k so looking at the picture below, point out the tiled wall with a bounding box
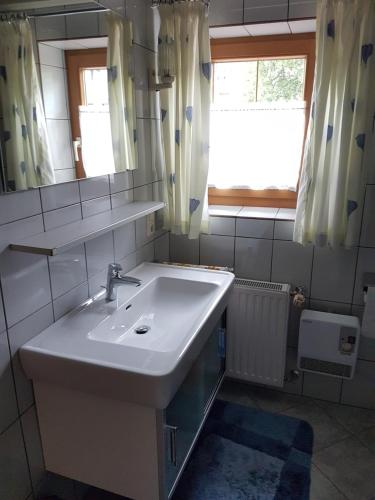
[0,1,167,499]
[209,0,316,26]
[170,199,375,411]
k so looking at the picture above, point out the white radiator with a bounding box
[226,278,290,388]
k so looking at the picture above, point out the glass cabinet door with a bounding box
[164,315,226,495]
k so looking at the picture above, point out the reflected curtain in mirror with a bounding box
[156,1,211,239]
[0,17,55,191]
[294,0,375,248]
[106,12,137,172]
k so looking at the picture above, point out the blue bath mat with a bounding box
[173,399,313,500]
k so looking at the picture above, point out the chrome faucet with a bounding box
[105,263,142,301]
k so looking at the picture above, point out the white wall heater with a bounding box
[226,278,290,388]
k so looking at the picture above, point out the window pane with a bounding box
[81,68,109,106]
[213,61,257,105]
[209,57,306,191]
[257,58,305,102]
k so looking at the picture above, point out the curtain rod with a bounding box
[0,7,109,20]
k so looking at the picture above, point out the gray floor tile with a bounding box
[217,378,259,408]
[313,437,375,500]
[315,401,375,435]
[357,426,375,454]
[281,400,350,452]
[310,464,348,500]
[244,384,307,413]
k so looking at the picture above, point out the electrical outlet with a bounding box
[146,213,155,238]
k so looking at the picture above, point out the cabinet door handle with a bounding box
[165,425,178,466]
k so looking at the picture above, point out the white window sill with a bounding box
[208,205,296,221]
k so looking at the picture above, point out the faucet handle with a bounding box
[108,263,122,276]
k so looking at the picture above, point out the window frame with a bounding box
[65,48,107,180]
[209,33,315,208]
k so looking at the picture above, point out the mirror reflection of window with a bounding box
[79,67,115,177]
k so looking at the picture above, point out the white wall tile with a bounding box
[274,220,294,240]
[134,44,153,119]
[342,360,375,410]
[40,66,69,119]
[36,16,66,40]
[276,208,296,220]
[0,421,32,500]
[49,244,87,299]
[272,240,313,294]
[8,304,54,414]
[136,216,154,248]
[40,181,80,212]
[288,19,316,33]
[234,237,272,280]
[88,268,107,297]
[114,222,136,261]
[207,216,236,236]
[118,252,137,274]
[134,184,153,201]
[209,0,244,26]
[43,204,82,231]
[170,234,199,264]
[21,406,45,491]
[309,299,352,315]
[54,169,76,184]
[46,120,74,171]
[79,175,110,202]
[282,347,303,395]
[0,331,18,434]
[0,189,41,225]
[244,0,288,23]
[289,0,316,19]
[126,0,153,50]
[133,119,153,187]
[209,205,243,217]
[311,247,357,303]
[81,196,111,218]
[0,216,51,327]
[360,185,375,247]
[0,298,5,333]
[66,13,99,38]
[200,234,234,267]
[238,207,279,219]
[109,172,133,194]
[210,25,249,38]
[236,218,274,239]
[111,189,134,208]
[245,22,290,36]
[53,282,89,321]
[38,43,64,68]
[136,241,154,265]
[353,248,375,305]
[85,233,114,278]
[303,372,342,403]
[154,232,170,262]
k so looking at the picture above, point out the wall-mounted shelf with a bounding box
[9,201,165,257]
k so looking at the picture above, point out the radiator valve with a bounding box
[291,286,306,308]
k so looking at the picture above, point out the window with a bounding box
[65,48,115,179]
[208,34,315,208]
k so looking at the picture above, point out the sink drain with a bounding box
[134,325,150,335]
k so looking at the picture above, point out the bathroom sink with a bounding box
[20,263,234,408]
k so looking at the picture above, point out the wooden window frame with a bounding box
[65,48,107,179]
[208,33,315,208]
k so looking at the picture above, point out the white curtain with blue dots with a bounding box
[294,0,375,248]
[156,1,211,239]
[106,13,137,172]
[0,17,55,191]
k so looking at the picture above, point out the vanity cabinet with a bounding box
[164,317,226,496]
[33,312,226,500]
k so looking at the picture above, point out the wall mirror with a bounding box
[0,0,137,193]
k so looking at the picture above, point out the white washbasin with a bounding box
[20,263,234,408]
[88,276,218,352]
